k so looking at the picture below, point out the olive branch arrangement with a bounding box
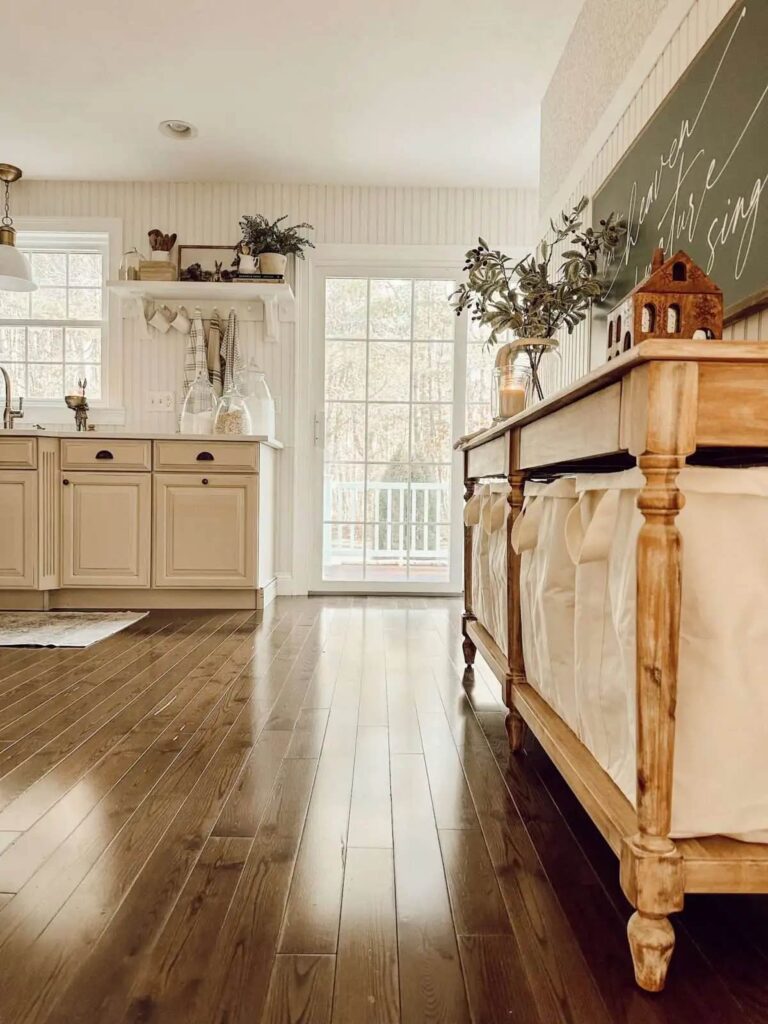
[451,196,626,398]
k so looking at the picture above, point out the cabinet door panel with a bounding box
[61,472,151,587]
[0,472,37,588]
[154,473,256,588]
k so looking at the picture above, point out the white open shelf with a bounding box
[107,279,293,302]
[107,279,295,342]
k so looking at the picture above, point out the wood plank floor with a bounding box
[0,597,765,1023]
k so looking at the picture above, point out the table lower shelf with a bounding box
[466,617,768,895]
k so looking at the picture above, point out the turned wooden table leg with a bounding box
[505,468,526,753]
[462,476,477,668]
[621,361,697,992]
[627,911,676,992]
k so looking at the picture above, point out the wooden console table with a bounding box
[460,339,768,992]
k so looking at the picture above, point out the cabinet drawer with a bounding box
[60,439,152,472]
[153,440,259,473]
[0,437,36,469]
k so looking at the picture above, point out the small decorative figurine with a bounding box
[606,248,724,361]
[64,377,89,431]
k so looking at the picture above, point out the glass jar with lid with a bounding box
[179,370,217,434]
[119,248,143,281]
[242,359,275,437]
[214,383,252,435]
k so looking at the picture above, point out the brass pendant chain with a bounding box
[2,181,12,228]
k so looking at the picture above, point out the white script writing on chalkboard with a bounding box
[608,5,767,294]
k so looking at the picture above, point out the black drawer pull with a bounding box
[196,451,214,462]
[95,449,114,460]
[202,478,209,485]
[63,478,70,486]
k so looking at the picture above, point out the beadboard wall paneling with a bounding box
[539,0,763,389]
[13,181,536,587]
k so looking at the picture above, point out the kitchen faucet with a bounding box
[0,364,24,429]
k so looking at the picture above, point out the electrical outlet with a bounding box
[147,391,175,412]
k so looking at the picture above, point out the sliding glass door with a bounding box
[313,266,467,592]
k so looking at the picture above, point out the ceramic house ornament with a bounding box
[605,248,724,361]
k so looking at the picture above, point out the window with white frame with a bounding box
[0,231,109,405]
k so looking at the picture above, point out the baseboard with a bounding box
[276,572,307,596]
[0,588,263,610]
[257,577,278,610]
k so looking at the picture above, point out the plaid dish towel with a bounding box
[184,308,208,393]
[207,308,223,397]
[221,308,243,391]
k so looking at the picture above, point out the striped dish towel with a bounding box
[221,308,244,391]
[184,309,208,393]
[207,308,223,397]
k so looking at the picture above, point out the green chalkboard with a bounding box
[593,1,768,318]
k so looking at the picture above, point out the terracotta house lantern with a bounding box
[605,248,723,361]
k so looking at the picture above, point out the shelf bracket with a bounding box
[264,296,279,343]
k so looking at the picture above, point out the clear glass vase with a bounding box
[514,339,562,402]
[214,383,253,435]
[179,370,217,434]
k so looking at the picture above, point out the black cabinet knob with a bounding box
[202,478,209,485]
[63,479,70,485]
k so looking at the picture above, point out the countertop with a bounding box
[0,429,283,449]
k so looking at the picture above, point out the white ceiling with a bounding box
[5,0,583,188]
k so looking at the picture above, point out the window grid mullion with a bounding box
[406,280,415,579]
[1,242,105,402]
[362,278,371,580]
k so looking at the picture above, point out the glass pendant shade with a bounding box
[0,228,36,292]
[0,165,37,292]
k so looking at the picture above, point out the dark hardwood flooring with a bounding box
[0,597,765,1023]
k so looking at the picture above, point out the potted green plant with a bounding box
[238,214,315,277]
[451,197,626,400]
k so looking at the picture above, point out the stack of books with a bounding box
[234,272,284,282]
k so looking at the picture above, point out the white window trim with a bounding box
[8,216,124,425]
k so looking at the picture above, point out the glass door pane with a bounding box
[322,276,456,584]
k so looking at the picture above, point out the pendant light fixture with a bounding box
[0,164,36,292]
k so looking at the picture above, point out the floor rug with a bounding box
[0,611,148,648]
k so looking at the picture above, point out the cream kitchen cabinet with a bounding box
[0,471,38,588]
[0,432,278,610]
[61,472,151,587]
[0,437,59,592]
[153,472,257,588]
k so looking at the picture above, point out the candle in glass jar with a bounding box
[499,381,526,418]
